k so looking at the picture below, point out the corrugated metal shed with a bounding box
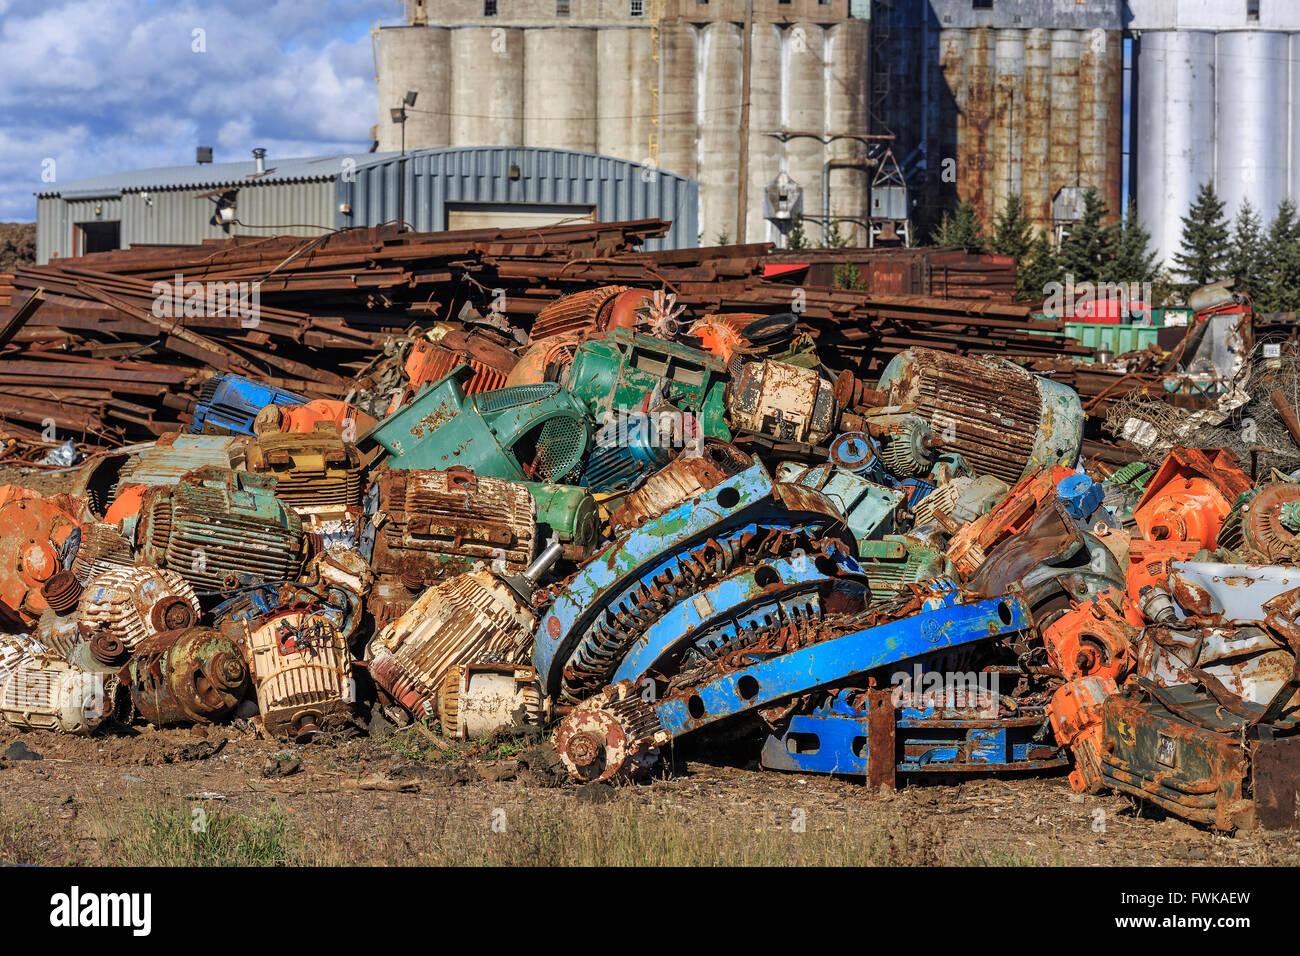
[340,147,696,251]
[36,147,698,262]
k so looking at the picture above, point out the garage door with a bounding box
[445,202,596,232]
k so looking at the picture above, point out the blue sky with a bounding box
[0,0,402,221]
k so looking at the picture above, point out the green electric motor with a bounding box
[366,365,593,483]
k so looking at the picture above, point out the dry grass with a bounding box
[0,790,1046,867]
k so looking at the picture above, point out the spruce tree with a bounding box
[1172,181,1230,287]
[989,195,1035,263]
[1103,201,1159,286]
[785,212,808,250]
[1017,232,1062,303]
[931,199,986,253]
[1259,198,1300,312]
[1057,188,1117,284]
[1227,197,1265,302]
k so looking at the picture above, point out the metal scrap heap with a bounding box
[0,221,1294,833]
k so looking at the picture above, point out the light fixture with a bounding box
[390,107,406,124]
[403,90,418,107]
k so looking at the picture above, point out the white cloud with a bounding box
[0,0,390,220]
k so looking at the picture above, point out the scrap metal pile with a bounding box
[0,219,1083,450]
[0,224,1295,834]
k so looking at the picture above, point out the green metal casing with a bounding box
[563,328,731,439]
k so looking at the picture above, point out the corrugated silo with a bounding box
[1047,30,1081,218]
[657,20,698,185]
[596,27,652,164]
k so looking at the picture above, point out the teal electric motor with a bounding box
[366,365,593,483]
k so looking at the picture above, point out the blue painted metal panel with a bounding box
[652,592,1031,739]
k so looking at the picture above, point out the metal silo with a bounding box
[450,27,524,147]
[1022,28,1053,228]
[1048,30,1081,214]
[1134,30,1216,268]
[992,28,1025,219]
[1216,30,1289,224]
[524,29,598,153]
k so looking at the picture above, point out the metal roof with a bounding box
[39,152,398,200]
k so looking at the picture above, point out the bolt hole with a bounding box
[737,675,760,700]
[997,601,1013,625]
[687,695,706,719]
[754,566,781,586]
[717,487,741,509]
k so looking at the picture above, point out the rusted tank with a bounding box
[368,544,560,722]
[365,467,536,624]
[0,486,90,630]
[79,566,201,652]
[529,286,641,341]
[877,348,1083,484]
[237,610,355,741]
[119,627,250,725]
[438,663,545,739]
[0,656,125,734]
[244,427,364,515]
[608,440,753,533]
[726,360,837,447]
[136,467,303,596]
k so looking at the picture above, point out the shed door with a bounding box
[445,202,595,232]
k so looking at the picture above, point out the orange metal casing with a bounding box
[1130,447,1252,549]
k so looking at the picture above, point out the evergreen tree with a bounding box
[785,212,808,250]
[1227,197,1265,302]
[931,199,986,253]
[989,195,1035,263]
[1172,181,1230,287]
[1259,198,1300,312]
[1057,188,1117,283]
[822,217,848,249]
[1017,232,1062,303]
[1103,201,1159,285]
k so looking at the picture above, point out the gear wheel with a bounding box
[554,681,669,783]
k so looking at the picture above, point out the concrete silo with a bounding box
[374,0,873,246]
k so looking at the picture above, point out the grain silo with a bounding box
[374,0,873,246]
[1129,0,1300,267]
[871,0,1123,236]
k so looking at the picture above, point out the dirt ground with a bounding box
[0,720,1297,867]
